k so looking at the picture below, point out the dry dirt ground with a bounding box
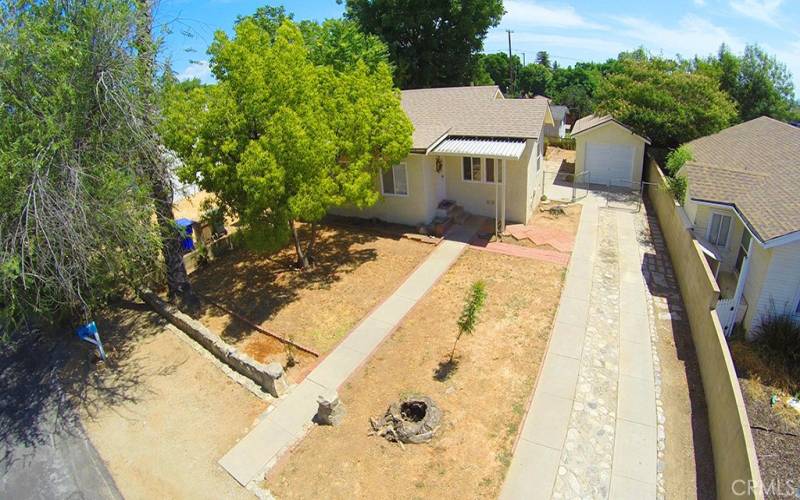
[640,201,716,498]
[80,306,267,500]
[265,249,566,499]
[188,225,433,382]
[730,341,800,498]
[544,146,576,164]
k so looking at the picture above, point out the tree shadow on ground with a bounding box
[188,224,384,342]
[638,197,716,499]
[433,358,459,382]
[0,301,174,467]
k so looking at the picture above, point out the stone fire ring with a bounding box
[373,395,442,444]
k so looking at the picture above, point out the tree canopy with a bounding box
[594,55,737,147]
[161,19,412,268]
[0,0,163,332]
[343,0,504,89]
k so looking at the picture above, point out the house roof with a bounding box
[683,116,800,243]
[400,86,552,151]
[571,114,651,144]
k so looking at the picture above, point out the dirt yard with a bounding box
[79,306,267,500]
[265,249,565,499]
[189,224,433,380]
[545,146,576,164]
[730,340,800,498]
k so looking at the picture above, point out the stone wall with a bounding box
[140,290,287,397]
[646,159,763,499]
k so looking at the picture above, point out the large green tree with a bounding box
[696,44,796,122]
[595,56,737,147]
[343,0,504,88]
[0,0,163,332]
[477,52,521,94]
[162,19,412,268]
[518,63,552,97]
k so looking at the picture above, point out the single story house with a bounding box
[572,114,650,188]
[543,104,570,139]
[680,116,800,337]
[331,86,554,230]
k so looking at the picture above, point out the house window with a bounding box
[381,163,408,196]
[462,157,482,182]
[708,213,732,247]
[734,230,751,274]
[485,158,503,183]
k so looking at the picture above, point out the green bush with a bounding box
[753,309,800,370]
[665,145,692,176]
[666,176,687,204]
[545,136,576,150]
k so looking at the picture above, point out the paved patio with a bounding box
[218,226,474,487]
[501,192,663,499]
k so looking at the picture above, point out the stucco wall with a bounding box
[329,153,437,227]
[442,140,536,224]
[647,159,762,499]
[575,122,646,186]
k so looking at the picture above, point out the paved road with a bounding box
[0,333,122,500]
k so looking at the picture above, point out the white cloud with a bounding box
[177,60,212,82]
[502,0,608,30]
[693,0,706,6]
[613,14,744,59]
[729,0,783,26]
[485,31,626,56]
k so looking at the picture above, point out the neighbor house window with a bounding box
[708,213,732,247]
[462,157,482,182]
[381,163,408,195]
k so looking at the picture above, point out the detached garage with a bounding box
[572,115,650,188]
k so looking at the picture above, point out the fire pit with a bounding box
[370,395,442,444]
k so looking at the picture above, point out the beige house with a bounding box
[331,86,554,230]
[572,115,650,188]
[681,117,800,337]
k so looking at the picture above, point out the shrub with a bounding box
[666,176,687,204]
[450,280,487,362]
[545,136,576,150]
[665,145,692,176]
[753,309,800,369]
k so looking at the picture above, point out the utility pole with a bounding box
[522,52,526,66]
[506,29,514,97]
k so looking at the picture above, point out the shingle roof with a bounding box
[683,116,800,243]
[571,114,651,143]
[400,86,552,151]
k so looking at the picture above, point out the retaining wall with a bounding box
[646,159,762,499]
[140,289,285,397]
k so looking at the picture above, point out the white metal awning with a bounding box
[430,137,527,160]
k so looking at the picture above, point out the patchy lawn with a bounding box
[730,340,800,496]
[265,249,565,499]
[81,306,267,500]
[189,224,433,380]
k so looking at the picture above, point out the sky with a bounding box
[157,0,800,88]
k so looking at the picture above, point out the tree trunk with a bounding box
[290,219,310,269]
[305,221,317,266]
[134,0,197,310]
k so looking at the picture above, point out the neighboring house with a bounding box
[680,116,800,337]
[572,114,650,188]
[543,104,569,139]
[331,86,554,230]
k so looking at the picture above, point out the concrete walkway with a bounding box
[501,193,661,499]
[219,229,472,486]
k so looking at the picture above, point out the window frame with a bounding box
[462,156,505,184]
[380,163,409,197]
[707,212,732,248]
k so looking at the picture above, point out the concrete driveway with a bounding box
[502,191,663,499]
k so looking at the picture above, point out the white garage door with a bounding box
[585,143,635,187]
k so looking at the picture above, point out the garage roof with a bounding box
[571,114,651,144]
[431,137,527,160]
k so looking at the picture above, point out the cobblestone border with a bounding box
[635,213,668,499]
